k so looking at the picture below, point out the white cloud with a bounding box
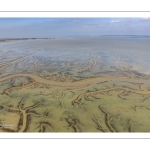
[141,17,149,20]
[110,20,120,23]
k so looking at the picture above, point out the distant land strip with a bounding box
[0,38,56,42]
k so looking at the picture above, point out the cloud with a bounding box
[1,18,150,38]
[110,19,132,24]
[140,17,149,20]
[110,20,120,23]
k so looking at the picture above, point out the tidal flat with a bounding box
[0,36,150,132]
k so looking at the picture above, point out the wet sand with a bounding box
[0,37,150,132]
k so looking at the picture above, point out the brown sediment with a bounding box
[140,83,144,91]
[2,72,150,105]
[114,66,121,72]
[0,54,33,71]
[0,55,6,60]
[98,105,116,132]
[79,58,98,73]
[63,111,81,132]
[92,115,106,132]
[71,86,150,106]
[118,92,126,100]
[84,95,93,102]
[2,81,37,95]
[2,98,50,132]
[132,105,150,111]
[53,91,65,108]
[1,73,150,90]
[128,119,139,132]
[39,122,53,132]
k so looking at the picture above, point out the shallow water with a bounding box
[0,37,150,132]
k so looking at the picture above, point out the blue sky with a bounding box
[0,18,150,38]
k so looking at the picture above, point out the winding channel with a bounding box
[0,73,150,92]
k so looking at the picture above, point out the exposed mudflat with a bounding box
[0,37,150,132]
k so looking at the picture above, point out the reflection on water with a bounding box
[0,37,150,132]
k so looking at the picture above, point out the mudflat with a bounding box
[0,37,150,132]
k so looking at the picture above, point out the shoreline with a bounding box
[0,38,56,43]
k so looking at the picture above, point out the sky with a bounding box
[0,18,150,38]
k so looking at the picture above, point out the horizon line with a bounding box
[1,35,150,39]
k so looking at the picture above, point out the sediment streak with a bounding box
[0,73,150,92]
